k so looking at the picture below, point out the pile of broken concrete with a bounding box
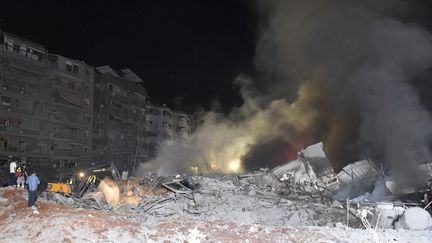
[41,142,432,231]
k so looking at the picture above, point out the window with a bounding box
[1,97,12,106]
[73,64,79,74]
[32,50,44,61]
[13,44,20,53]
[82,81,89,90]
[65,61,73,72]
[83,115,90,122]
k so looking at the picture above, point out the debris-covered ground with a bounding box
[1,143,431,242]
[1,185,431,242]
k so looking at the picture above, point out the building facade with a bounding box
[190,111,224,133]
[0,31,94,175]
[92,66,148,173]
[46,54,94,168]
[0,32,49,168]
[0,31,194,178]
[145,104,191,159]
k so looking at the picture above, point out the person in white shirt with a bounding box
[9,160,17,187]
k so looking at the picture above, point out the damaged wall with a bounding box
[93,66,148,173]
[0,32,95,175]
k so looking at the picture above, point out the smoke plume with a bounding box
[139,0,432,188]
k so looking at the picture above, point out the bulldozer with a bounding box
[46,162,121,198]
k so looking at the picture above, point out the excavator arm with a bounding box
[75,162,120,198]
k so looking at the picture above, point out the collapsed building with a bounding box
[42,141,432,231]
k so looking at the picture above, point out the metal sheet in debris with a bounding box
[162,181,192,194]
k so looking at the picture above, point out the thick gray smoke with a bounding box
[140,0,432,189]
[252,0,432,175]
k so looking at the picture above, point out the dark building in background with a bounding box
[0,31,194,178]
[0,32,94,174]
[145,104,191,159]
[47,54,94,168]
[93,66,148,174]
[190,111,224,133]
[0,32,49,167]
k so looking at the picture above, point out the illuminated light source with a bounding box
[79,172,85,178]
[228,160,241,173]
[190,166,199,174]
[210,162,217,170]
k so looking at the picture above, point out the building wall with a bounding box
[190,111,224,133]
[0,32,50,168]
[0,31,194,177]
[145,104,191,159]
[46,54,94,169]
[92,67,148,173]
[0,32,94,175]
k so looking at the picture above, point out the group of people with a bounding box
[9,160,27,188]
[9,159,40,209]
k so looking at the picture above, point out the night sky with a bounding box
[0,0,257,113]
[2,1,432,114]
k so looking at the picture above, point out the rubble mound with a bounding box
[396,207,432,230]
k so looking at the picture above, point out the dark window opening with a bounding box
[72,64,79,74]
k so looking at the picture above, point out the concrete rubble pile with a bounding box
[41,142,432,230]
[336,150,432,230]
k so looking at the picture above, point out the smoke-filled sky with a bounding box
[142,0,432,189]
[251,0,432,185]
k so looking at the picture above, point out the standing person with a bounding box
[26,171,40,209]
[15,163,25,188]
[22,164,28,189]
[9,160,17,187]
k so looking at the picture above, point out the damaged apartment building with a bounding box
[92,66,148,174]
[145,104,191,158]
[0,31,193,175]
[0,31,94,170]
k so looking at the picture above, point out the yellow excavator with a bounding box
[46,163,120,198]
